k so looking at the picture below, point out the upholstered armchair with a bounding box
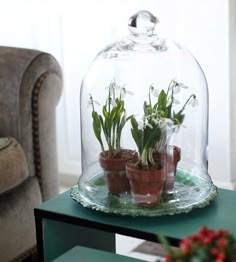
[0,47,62,261]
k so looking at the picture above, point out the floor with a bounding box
[60,186,165,262]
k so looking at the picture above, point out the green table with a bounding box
[34,188,236,262]
[52,246,145,262]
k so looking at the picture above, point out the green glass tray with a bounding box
[70,169,217,217]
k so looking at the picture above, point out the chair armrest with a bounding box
[0,47,62,200]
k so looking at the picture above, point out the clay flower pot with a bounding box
[155,146,181,192]
[99,149,136,195]
[126,163,166,207]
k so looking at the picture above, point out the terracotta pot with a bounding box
[126,163,166,207]
[155,146,181,192]
[99,149,136,195]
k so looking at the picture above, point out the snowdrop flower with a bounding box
[146,123,153,129]
[88,95,100,108]
[188,96,198,107]
[152,118,158,125]
[105,83,115,93]
[120,87,134,99]
[178,82,189,89]
[138,121,144,130]
[110,99,117,107]
[173,98,180,105]
[152,88,159,97]
[191,97,199,107]
[173,85,180,94]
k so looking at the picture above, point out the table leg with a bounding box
[35,212,44,262]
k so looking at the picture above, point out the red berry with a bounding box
[165,255,171,262]
[218,238,227,250]
[200,226,208,235]
[211,247,219,256]
[203,237,211,244]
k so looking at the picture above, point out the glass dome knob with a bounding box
[128,10,159,37]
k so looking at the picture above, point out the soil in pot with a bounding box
[126,162,166,207]
[154,146,181,192]
[99,149,136,195]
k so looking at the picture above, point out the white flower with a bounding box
[110,99,117,107]
[173,98,180,105]
[188,97,198,107]
[138,121,144,130]
[152,118,158,125]
[191,97,198,107]
[178,82,189,89]
[88,95,100,107]
[120,87,134,99]
[173,85,180,94]
[146,123,153,129]
[126,90,134,95]
[152,88,159,97]
[106,83,115,92]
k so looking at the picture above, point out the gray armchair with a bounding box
[0,47,62,261]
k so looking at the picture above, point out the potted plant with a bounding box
[159,227,236,262]
[145,79,198,192]
[89,80,135,195]
[126,111,166,207]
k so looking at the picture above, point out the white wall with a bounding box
[0,0,235,188]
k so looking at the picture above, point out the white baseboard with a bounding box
[213,179,236,190]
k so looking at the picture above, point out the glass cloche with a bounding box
[74,10,216,216]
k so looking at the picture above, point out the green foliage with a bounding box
[130,80,197,166]
[89,81,132,157]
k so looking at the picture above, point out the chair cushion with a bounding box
[0,137,29,194]
[0,176,42,261]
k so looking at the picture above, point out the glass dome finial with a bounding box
[128,10,159,37]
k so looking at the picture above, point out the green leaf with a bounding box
[130,116,142,154]
[173,112,185,125]
[102,105,109,119]
[92,111,103,146]
[158,89,167,110]
[126,114,133,122]
[131,127,142,154]
[131,115,138,129]
[144,124,161,149]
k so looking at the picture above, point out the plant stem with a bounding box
[178,94,195,114]
[149,86,152,107]
[166,79,175,98]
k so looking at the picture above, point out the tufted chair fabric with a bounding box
[0,46,62,261]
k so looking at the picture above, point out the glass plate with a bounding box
[70,169,217,217]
